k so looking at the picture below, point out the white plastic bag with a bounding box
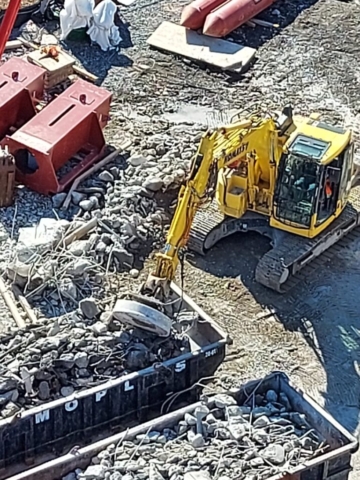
[60,0,95,40]
[87,0,122,51]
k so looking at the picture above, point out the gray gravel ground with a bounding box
[0,0,359,475]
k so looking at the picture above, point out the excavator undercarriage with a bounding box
[188,185,360,293]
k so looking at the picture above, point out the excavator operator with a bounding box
[324,176,333,211]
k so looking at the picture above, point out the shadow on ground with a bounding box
[61,40,133,84]
[229,0,320,50]
[37,15,133,83]
[187,231,360,435]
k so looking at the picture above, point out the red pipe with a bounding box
[203,0,275,37]
[180,0,228,30]
[0,0,22,58]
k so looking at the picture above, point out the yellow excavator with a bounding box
[137,105,360,303]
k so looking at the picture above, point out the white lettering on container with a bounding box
[96,390,107,402]
[205,348,218,358]
[175,360,186,373]
[35,409,50,424]
[124,381,134,391]
[65,400,78,412]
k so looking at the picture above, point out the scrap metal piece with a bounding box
[3,79,112,195]
[113,299,172,337]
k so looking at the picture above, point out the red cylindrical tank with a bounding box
[180,0,228,30]
[203,0,275,37]
[0,0,22,58]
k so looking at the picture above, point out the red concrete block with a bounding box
[0,57,45,140]
[3,79,112,195]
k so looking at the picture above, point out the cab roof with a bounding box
[286,119,351,164]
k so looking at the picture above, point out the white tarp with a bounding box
[60,0,95,40]
[59,0,121,51]
[87,0,122,51]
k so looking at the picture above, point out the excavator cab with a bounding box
[272,125,354,238]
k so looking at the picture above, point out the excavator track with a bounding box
[188,186,360,293]
[255,187,360,292]
[188,201,273,255]
[187,202,226,255]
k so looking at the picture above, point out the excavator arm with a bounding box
[142,129,220,298]
[141,115,268,299]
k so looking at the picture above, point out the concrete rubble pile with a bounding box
[0,306,193,418]
[5,127,200,318]
[0,122,205,416]
[66,390,325,480]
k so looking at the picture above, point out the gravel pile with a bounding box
[56,124,200,262]
[67,389,325,480]
[0,305,192,417]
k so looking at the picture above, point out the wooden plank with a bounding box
[73,65,98,83]
[11,285,38,325]
[62,140,132,210]
[252,18,279,28]
[0,277,26,329]
[18,38,98,83]
[27,48,75,73]
[5,40,23,51]
[147,21,256,73]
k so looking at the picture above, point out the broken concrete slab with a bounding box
[147,21,256,73]
[16,218,70,263]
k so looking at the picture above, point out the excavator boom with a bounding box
[142,113,280,298]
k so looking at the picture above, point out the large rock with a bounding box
[16,218,70,263]
[112,247,134,267]
[144,176,164,192]
[128,154,147,167]
[79,298,100,319]
[79,465,106,479]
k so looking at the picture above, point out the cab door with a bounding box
[338,143,354,208]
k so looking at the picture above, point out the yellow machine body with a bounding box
[143,107,356,297]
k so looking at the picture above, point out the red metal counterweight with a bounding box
[180,0,228,30]
[0,57,45,140]
[203,0,276,37]
[2,79,112,195]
